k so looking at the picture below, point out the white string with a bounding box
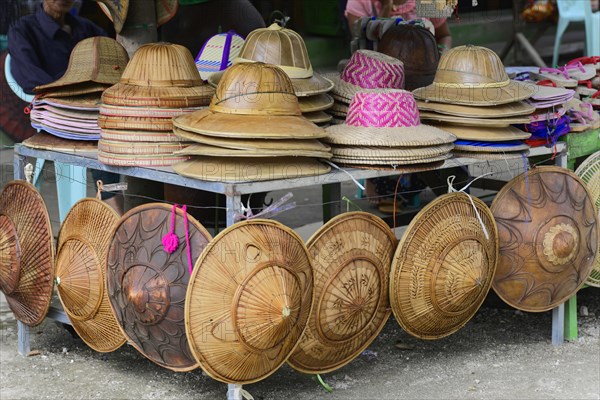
[322,160,366,191]
[24,163,34,184]
[447,174,493,240]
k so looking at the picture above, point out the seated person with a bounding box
[8,0,123,214]
[345,0,452,51]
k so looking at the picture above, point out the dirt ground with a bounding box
[1,288,598,400]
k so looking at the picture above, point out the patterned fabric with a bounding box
[341,50,405,89]
[345,91,420,128]
[195,31,244,80]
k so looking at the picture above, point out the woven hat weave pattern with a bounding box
[346,91,420,128]
[341,50,405,90]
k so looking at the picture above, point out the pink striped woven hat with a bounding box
[330,50,405,104]
[325,90,456,147]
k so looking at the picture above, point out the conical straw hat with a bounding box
[288,212,396,374]
[413,45,535,106]
[390,192,498,339]
[55,199,126,352]
[185,219,314,384]
[34,37,129,93]
[106,203,212,371]
[0,181,54,327]
[575,151,600,287]
[491,167,598,312]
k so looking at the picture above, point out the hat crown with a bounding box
[346,90,420,128]
[237,23,313,77]
[341,50,405,90]
[120,42,203,87]
[209,62,301,115]
[434,45,510,86]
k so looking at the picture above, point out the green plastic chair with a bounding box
[553,0,600,67]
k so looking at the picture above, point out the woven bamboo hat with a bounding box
[185,219,313,384]
[102,43,214,109]
[101,128,180,142]
[491,166,598,312]
[303,111,332,124]
[413,45,535,106]
[174,143,332,159]
[325,91,456,147]
[453,140,529,153]
[331,153,451,166]
[419,111,531,127]
[34,37,129,93]
[173,156,331,182]
[453,150,528,161]
[332,143,453,159]
[98,114,174,132]
[98,139,189,155]
[329,50,405,104]
[37,82,110,98]
[98,150,188,167]
[299,94,334,113]
[575,151,600,287]
[436,124,531,142]
[99,104,203,118]
[23,132,98,153]
[287,212,396,374]
[94,0,129,33]
[416,100,535,118]
[208,23,333,96]
[0,181,54,327]
[55,199,126,352]
[390,192,498,339]
[106,203,211,371]
[35,95,102,111]
[34,104,98,120]
[173,63,326,139]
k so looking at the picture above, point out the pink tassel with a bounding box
[162,204,179,254]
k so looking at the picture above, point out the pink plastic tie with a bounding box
[539,67,569,80]
[162,204,194,275]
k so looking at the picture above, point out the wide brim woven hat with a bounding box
[419,111,531,127]
[287,212,396,374]
[0,181,54,327]
[34,104,98,120]
[331,143,454,159]
[299,94,334,113]
[37,82,110,98]
[23,132,98,153]
[413,45,535,106]
[435,124,531,142]
[31,110,101,133]
[34,95,102,111]
[303,111,332,124]
[185,219,314,384]
[98,139,189,155]
[98,114,174,132]
[99,104,204,118]
[575,151,600,287]
[324,90,456,147]
[453,150,529,160]
[340,160,447,172]
[453,141,530,153]
[174,143,332,159]
[101,128,181,142]
[390,192,498,339]
[416,100,535,118]
[173,156,331,182]
[106,203,212,371]
[55,198,126,352]
[102,83,215,108]
[173,127,331,152]
[98,150,188,166]
[491,166,598,312]
[34,37,129,93]
[31,121,101,140]
[331,152,451,166]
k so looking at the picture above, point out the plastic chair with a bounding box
[4,53,87,222]
[553,0,600,67]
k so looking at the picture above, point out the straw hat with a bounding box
[491,166,598,312]
[185,219,314,384]
[100,104,204,118]
[575,151,600,287]
[453,141,530,153]
[34,105,98,120]
[325,91,456,147]
[102,43,214,109]
[37,82,110,98]
[299,94,334,113]
[174,63,326,139]
[332,143,454,159]
[35,95,102,111]
[23,132,98,153]
[174,143,332,159]
[106,203,212,371]
[35,37,129,93]
[173,156,331,182]
[378,24,440,91]
[436,124,531,142]
[31,121,101,141]
[303,111,332,124]
[413,45,535,106]
[452,150,529,160]
[98,150,188,166]
[0,181,54,327]
[419,111,531,127]
[55,199,126,352]
[101,128,180,142]
[331,153,451,166]
[208,23,333,96]
[94,0,129,33]
[390,192,498,339]
[340,160,447,172]
[98,115,174,132]
[416,100,535,118]
[98,139,189,155]
[287,212,396,374]
[329,50,405,103]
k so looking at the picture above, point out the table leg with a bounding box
[13,153,25,180]
[225,194,241,227]
[227,384,244,400]
[322,183,341,223]
[551,303,565,346]
[17,321,30,356]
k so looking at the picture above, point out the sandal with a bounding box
[576,80,597,97]
[567,56,600,71]
[568,98,600,131]
[581,90,600,108]
[531,67,578,87]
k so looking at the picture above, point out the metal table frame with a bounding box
[12,142,568,399]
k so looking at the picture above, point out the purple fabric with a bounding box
[221,30,235,71]
[515,115,570,146]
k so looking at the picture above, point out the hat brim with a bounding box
[102,83,214,108]
[331,153,451,165]
[329,75,392,104]
[331,143,454,159]
[416,100,535,118]
[453,142,530,153]
[36,82,109,97]
[299,93,334,112]
[413,80,536,106]
[173,109,327,139]
[174,143,332,159]
[453,150,529,160]
[23,132,98,153]
[419,111,530,127]
[98,115,174,132]
[100,128,181,142]
[98,139,189,155]
[98,150,188,166]
[435,124,531,142]
[303,110,332,124]
[34,95,102,110]
[325,124,456,147]
[100,104,204,118]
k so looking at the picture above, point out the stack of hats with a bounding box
[208,23,335,126]
[413,45,536,160]
[323,90,456,169]
[327,50,406,124]
[29,37,129,143]
[99,42,215,166]
[515,83,574,147]
[172,62,332,182]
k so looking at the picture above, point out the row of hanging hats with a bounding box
[208,23,335,126]
[98,42,215,166]
[413,45,537,160]
[26,37,128,147]
[171,62,333,182]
